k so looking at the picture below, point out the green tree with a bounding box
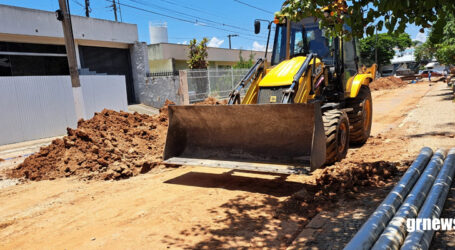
[435,45,455,65]
[434,12,455,65]
[414,41,436,63]
[278,0,455,38]
[187,38,209,69]
[414,11,455,65]
[233,50,255,69]
[359,33,412,67]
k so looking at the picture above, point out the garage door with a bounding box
[79,46,135,104]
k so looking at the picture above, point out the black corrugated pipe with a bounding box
[371,149,446,250]
[401,148,455,250]
[344,147,433,250]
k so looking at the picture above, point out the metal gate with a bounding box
[78,46,135,104]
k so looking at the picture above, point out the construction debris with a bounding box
[8,97,224,181]
[315,161,399,197]
[194,96,228,105]
[290,160,401,204]
[8,108,169,181]
[370,76,407,91]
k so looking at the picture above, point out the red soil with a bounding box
[9,108,169,181]
[370,76,407,91]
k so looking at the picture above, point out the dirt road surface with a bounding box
[1,81,454,249]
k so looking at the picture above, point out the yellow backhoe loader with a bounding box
[163,12,376,174]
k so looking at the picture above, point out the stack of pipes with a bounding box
[345,147,455,250]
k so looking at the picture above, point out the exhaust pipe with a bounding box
[371,149,446,250]
[401,148,455,250]
[344,147,433,250]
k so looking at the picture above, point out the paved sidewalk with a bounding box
[128,104,159,115]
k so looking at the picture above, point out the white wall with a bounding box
[0,4,138,45]
[148,43,271,62]
[80,75,128,119]
[0,75,128,146]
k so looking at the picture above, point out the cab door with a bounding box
[341,26,359,96]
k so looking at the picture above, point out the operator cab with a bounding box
[267,17,360,98]
[271,18,335,66]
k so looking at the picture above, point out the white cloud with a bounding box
[177,40,188,45]
[414,32,427,43]
[252,41,266,51]
[207,37,224,48]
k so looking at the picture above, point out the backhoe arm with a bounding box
[282,54,313,103]
[228,58,264,104]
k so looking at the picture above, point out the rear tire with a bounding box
[346,86,373,145]
[323,109,350,165]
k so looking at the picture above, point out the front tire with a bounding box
[346,86,373,145]
[323,109,350,165]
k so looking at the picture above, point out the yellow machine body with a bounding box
[346,65,377,98]
[241,56,324,105]
[163,14,376,174]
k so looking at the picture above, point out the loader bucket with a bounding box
[163,103,326,174]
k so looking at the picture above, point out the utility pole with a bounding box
[111,0,118,22]
[227,34,238,49]
[84,0,90,17]
[57,0,86,119]
[117,0,123,22]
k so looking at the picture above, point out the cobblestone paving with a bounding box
[289,185,393,249]
[431,183,455,250]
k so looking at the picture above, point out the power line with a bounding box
[157,0,250,27]
[70,0,84,8]
[158,0,222,19]
[126,0,264,37]
[111,0,268,42]
[117,0,123,22]
[233,0,275,15]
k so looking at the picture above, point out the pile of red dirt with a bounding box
[0,158,4,162]
[370,76,407,91]
[291,160,402,203]
[9,108,170,181]
[195,97,227,105]
[9,97,229,182]
[314,161,399,199]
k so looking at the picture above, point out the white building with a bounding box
[0,4,150,145]
[0,4,149,104]
[148,43,270,73]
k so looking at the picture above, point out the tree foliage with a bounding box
[414,11,455,65]
[278,0,455,38]
[233,50,255,69]
[359,33,412,67]
[414,42,436,63]
[187,38,209,69]
[434,12,455,65]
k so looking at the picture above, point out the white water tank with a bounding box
[149,22,168,44]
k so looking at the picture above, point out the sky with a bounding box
[1,0,428,50]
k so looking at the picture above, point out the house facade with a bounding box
[0,4,149,104]
[148,43,270,73]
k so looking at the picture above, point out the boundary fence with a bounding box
[185,69,250,103]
